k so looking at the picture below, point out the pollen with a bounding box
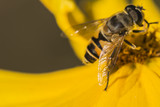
[117,29,160,67]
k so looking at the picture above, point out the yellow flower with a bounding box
[0,0,160,107]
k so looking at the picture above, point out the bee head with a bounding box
[125,5,145,26]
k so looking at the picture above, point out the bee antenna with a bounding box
[137,5,145,10]
[144,19,159,28]
[149,22,159,24]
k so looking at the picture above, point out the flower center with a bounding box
[117,29,160,67]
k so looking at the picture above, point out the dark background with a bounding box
[0,0,82,73]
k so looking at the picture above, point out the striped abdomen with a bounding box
[84,32,110,63]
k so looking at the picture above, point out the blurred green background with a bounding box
[0,0,82,73]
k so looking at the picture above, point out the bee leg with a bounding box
[104,47,117,91]
[132,30,145,33]
[124,39,141,50]
[104,71,110,91]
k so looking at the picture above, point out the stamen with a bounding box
[116,30,160,68]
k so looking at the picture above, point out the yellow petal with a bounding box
[1,58,160,106]
[97,59,160,107]
[145,58,160,77]
[88,0,127,20]
[96,63,136,107]
[140,65,160,107]
[40,0,86,28]
[0,64,103,107]
[96,63,148,107]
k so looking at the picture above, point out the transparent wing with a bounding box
[98,35,124,86]
[64,18,108,40]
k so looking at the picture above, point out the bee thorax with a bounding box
[106,12,133,34]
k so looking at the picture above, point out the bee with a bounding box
[66,5,158,90]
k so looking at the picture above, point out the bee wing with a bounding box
[98,35,124,85]
[64,18,108,40]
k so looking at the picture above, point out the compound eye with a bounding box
[135,10,144,26]
[125,5,136,12]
